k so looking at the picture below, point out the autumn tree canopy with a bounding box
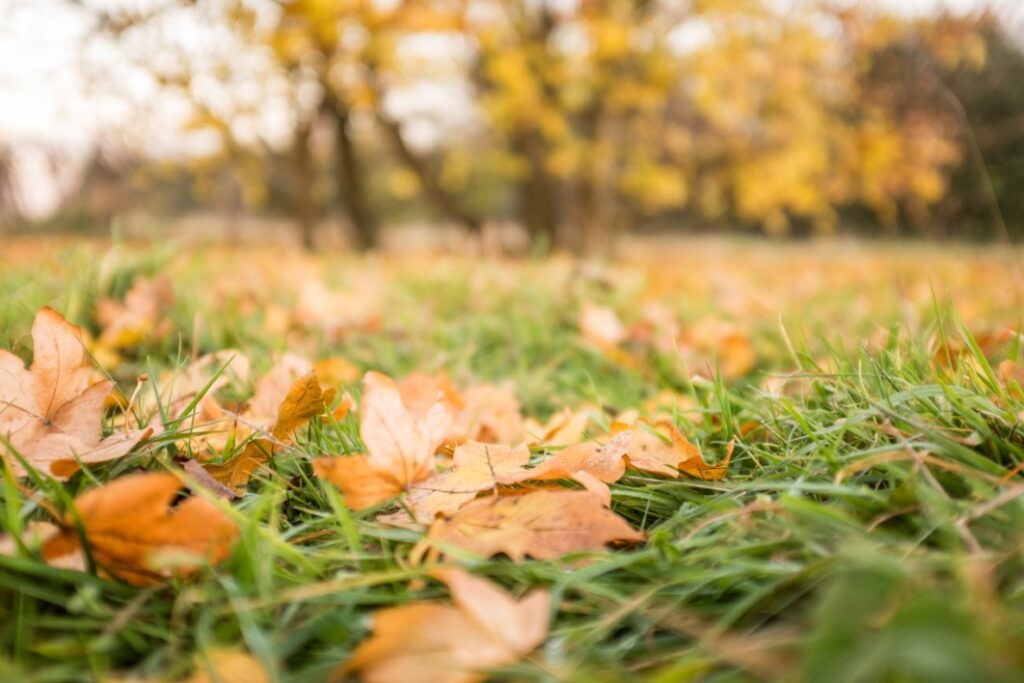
[79,0,995,251]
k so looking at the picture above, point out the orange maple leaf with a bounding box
[204,370,335,487]
[423,489,644,561]
[379,441,531,524]
[0,308,152,479]
[342,567,549,683]
[314,371,452,510]
[42,472,238,585]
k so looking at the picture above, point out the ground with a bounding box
[1,235,1023,682]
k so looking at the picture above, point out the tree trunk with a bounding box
[514,132,558,251]
[376,111,482,235]
[292,120,318,250]
[326,97,379,251]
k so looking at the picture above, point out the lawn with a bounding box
[1,236,1024,682]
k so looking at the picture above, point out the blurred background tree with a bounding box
[8,0,1021,252]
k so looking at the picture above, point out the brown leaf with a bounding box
[0,308,151,479]
[524,407,593,446]
[454,384,524,445]
[398,372,464,418]
[315,372,452,509]
[187,648,269,683]
[312,455,405,510]
[580,302,627,347]
[381,442,531,523]
[42,472,238,585]
[363,371,452,483]
[95,275,174,350]
[205,371,334,488]
[424,489,643,561]
[342,568,548,683]
[498,438,628,506]
[616,421,731,481]
[0,521,87,572]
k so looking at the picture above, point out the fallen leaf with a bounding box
[498,438,628,506]
[363,372,451,483]
[524,407,593,446]
[0,308,151,479]
[314,372,452,509]
[381,442,531,523]
[580,303,627,347]
[342,567,548,683]
[677,317,755,380]
[205,371,334,487]
[188,648,269,683]
[0,521,87,571]
[313,455,404,510]
[42,472,238,585]
[423,489,643,561]
[94,275,174,350]
[615,421,731,481]
[454,384,524,445]
[398,372,464,418]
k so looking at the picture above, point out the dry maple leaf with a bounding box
[42,472,238,585]
[423,489,643,561]
[453,383,524,445]
[523,407,594,446]
[314,371,451,510]
[94,275,174,350]
[341,567,548,683]
[498,438,628,506]
[380,442,531,524]
[677,317,756,380]
[204,371,335,487]
[0,521,87,572]
[188,648,269,683]
[398,372,464,418]
[293,278,382,340]
[0,308,152,479]
[398,372,524,446]
[615,421,732,481]
[580,302,627,347]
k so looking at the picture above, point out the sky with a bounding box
[0,0,1019,216]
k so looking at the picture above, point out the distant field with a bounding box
[1,235,1024,682]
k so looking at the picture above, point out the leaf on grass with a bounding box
[580,302,627,347]
[0,308,151,479]
[423,489,643,561]
[314,371,451,510]
[42,472,238,585]
[0,521,87,571]
[205,371,335,487]
[399,372,525,446]
[187,648,269,683]
[398,371,463,418]
[94,275,174,350]
[313,455,405,510]
[498,438,628,506]
[342,568,548,683]
[523,407,593,446]
[453,384,524,445]
[677,317,756,380]
[380,442,531,523]
[615,421,731,481]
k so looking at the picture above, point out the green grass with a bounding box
[2,239,1024,682]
